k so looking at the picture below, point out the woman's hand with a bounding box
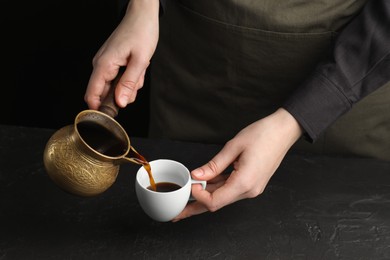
[173,108,303,221]
[84,0,160,110]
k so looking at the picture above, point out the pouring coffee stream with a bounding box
[43,68,157,197]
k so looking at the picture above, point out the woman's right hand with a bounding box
[84,0,160,110]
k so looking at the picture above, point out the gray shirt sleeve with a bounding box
[283,0,390,142]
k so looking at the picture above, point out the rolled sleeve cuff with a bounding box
[283,72,352,142]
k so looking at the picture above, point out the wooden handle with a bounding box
[98,67,125,118]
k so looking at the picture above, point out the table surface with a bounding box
[1,124,390,259]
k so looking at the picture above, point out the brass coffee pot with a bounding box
[43,71,145,197]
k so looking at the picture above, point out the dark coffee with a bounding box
[77,121,127,157]
[147,182,182,192]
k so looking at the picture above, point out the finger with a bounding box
[173,175,228,221]
[194,170,245,212]
[124,68,147,103]
[172,201,208,222]
[202,181,225,193]
[205,173,229,186]
[138,68,147,89]
[85,67,112,110]
[116,56,149,107]
[191,141,242,181]
[173,174,242,222]
[191,175,227,195]
[172,184,209,222]
[101,82,111,100]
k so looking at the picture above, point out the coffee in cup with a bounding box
[135,159,206,222]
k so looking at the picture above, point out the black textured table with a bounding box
[1,124,390,259]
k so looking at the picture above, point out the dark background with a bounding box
[1,0,150,137]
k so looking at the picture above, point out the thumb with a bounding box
[115,57,149,107]
[191,141,241,181]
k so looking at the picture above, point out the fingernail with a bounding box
[192,169,204,177]
[118,94,128,107]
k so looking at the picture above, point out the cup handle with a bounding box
[189,179,207,201]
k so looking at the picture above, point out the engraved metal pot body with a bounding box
[43,110,143,197]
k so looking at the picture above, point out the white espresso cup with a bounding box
[135,159,207,222]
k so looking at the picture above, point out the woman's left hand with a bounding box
[172,108,302,221]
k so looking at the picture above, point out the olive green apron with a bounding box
[149,0,390,161]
